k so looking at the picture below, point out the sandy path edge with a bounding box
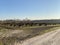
[16,28,60,45]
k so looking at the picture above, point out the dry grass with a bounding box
[0,26,60,45]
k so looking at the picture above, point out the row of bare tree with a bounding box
[0,21,58,27]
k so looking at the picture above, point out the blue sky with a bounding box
[0,0,60,20]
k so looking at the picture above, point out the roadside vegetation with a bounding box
[0,20,60,45]
[0,25,60,45]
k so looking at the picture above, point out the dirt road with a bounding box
[18,29,60,45]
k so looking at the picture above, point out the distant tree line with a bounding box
[0,19,60,27]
